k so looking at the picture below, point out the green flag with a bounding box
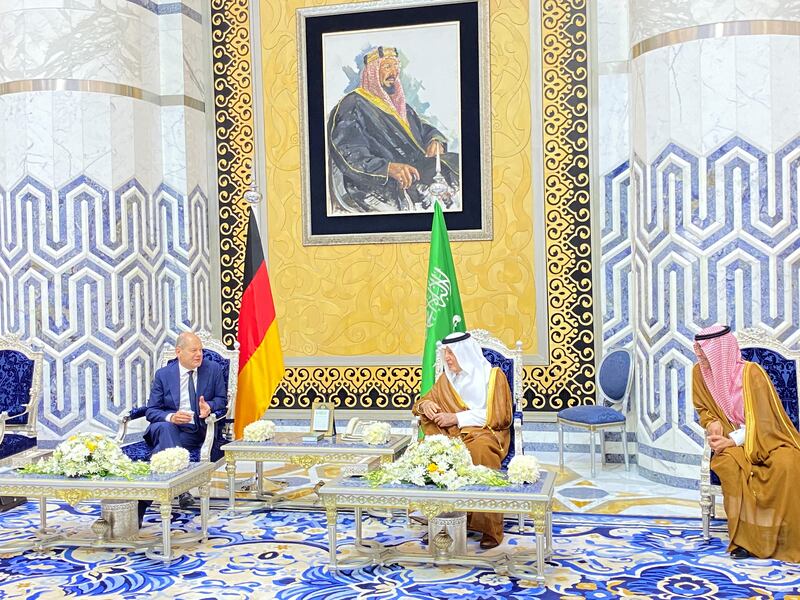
[421,201,466,395]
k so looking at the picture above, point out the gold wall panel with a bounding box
[211,0,255,348]
[275,366,420,409]
[528,0,595,409]
[259,0,536,358]
[213,0,595,411]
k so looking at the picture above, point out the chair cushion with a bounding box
[741,347,800,430]
[121,439,224,463]
[122,441,154,462]
[558,405,626,425]
[599,349,631,401]
[0,350,35,426]
[0,434,36,460]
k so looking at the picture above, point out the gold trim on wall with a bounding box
[632,19,800,59]
[213,0,595,411]
[211,0,256,348]
[0,78,205,111]
[524,0,594,409]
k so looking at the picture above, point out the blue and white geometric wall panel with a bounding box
[0,175,211,443]
[630,135,800,487]
[600,160,633,349]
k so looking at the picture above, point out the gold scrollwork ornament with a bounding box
[409,500,455,520]
[55,489,92,506]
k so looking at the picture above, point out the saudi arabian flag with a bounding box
[421,201,466,395]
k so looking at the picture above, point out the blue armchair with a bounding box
[116,331,239,465]
[0,333,43,465]
[557,347,633,477]
[699,328,800,540]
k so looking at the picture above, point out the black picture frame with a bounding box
[297,0,492,245]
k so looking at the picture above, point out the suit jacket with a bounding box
[145,359,228,427]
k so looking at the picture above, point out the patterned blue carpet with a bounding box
[0,501,799,599]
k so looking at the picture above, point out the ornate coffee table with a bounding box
[0,461,215,562]
[221,433,411,510]
[318,470,556,585]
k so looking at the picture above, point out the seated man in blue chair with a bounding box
[138,331,228,526]
[692,324,800,561]
[412,332,512,549]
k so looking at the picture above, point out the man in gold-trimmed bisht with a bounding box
[412,332,512,549]
[692,324,800,561]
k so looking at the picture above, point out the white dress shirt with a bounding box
[728,426,746,446]
[167,364,196,423]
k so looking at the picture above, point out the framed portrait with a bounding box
[297,0,492,245]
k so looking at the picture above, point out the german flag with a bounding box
[234,208,284,439]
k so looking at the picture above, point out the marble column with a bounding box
[629,0,800,486]
[595,0,634,465]
[0,0,212,444]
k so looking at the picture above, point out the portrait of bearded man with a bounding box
[326,45,461,215]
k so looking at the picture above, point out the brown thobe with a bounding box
[693,361,800,561]
[412,368,512,544]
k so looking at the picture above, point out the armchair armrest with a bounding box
[115,407,148,443]
[700,437,716,488]
[116,411,132,443]
[3,402,37,437]
[0,411,7,445]
[200,413,219,462]
[513,408,524,457]
[410,414,420,441]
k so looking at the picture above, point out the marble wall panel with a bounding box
[160,105,188,193]
[597,0,630,63]
[0,0,211,444]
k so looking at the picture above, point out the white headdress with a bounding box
[441,332,493,410]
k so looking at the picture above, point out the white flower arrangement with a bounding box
[20,433,149,479]
[150,447,190,474]
[506,455,541,485]
[243,419,276,442]
[362,422,392,445]
[366,434,508,490]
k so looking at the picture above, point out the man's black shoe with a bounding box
[178,492,195,509]
[730,547,751,560]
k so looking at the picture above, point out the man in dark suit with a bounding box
[138,331,228,527]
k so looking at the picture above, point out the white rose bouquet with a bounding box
[20,433,149,479]
[243,419,276,441]
[366,434,508,490]
[150,447,190,474]
[362,422,392,445]
[506,455,541,484]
